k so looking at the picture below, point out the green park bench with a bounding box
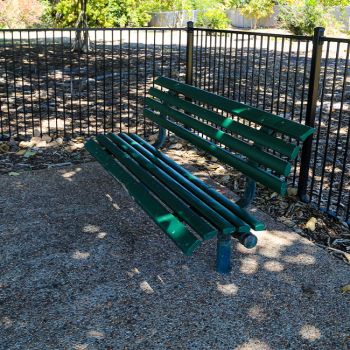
[85,76,314,273]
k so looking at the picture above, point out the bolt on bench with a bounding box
[85,77,314,273]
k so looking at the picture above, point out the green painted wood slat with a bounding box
[85,139,201,255]
[129,133,266,231]
[143,108,287,195]
[101,134,235,235]
[148,87,300,160]
[118,132,250,233]
[154,77,314,142]
[145,97,291,176]
[96,135,217,240]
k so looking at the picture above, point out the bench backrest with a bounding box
[144,77,314,196]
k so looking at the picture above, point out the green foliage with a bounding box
[52,0,116,27]
[240,0,275,28]
[195,8,230,29]
[149,0,193,11]
[192,0,225,10]
[51,0,154,28]
[278,0,328,35]
[319,0,349,6]
[115,0,153,27]
[226,0,251,7]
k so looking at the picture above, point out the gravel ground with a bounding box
[1,162,350,350]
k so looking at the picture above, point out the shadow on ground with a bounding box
[0,162,349,350]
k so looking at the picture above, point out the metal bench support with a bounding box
[216,233,232,273]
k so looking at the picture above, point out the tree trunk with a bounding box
[72,0,90,53]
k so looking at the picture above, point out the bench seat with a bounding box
[86,132,264,256]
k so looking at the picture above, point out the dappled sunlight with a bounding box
[139,281,154,294]
[72,344,88,350]
[239,257,259,275]
[127,267,141,278]
[105,193,120,210]
[83,225,100,233]
[82,224,108,239]
[157,274,165,284]
[234,338,272,350]
[87,330,105,339]
[1,316,13,329]
[60,167,82,182]
[216,282,238,296]
[247,305,267,322]
[299,324,321,341]
[72,250,90,260]
[263,260,284,272]
[254,230,300,259]
[284,254,316,265]
[251,244,282,259]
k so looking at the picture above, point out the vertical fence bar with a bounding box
[185,21,194,85]
[298,27,325,202]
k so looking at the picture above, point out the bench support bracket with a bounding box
[237,178,256,209]
[153,126,167,149]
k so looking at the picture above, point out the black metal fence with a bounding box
[0,28,187,139]
[0,25,349,224]
[190,27,349,224]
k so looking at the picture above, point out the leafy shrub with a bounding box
[115,0,152,27]
[195,9,230,29]
[240,0,275,29]
[148,0,193,11]
[52,0,116,27]
[51,0,153,28]
[0,0,47,28]
[278,0,328,35]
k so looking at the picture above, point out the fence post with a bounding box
[185,21,194,85]
[298,27,325,202]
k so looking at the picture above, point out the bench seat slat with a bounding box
[85,139,201,255]
[103,133,236,235]
[144,108,287,195]
[96,135,217,240]
[155,77,314,142]
[146,97,292,176]
[119,133,251,233]
[149,87,300,160]
[130,133,266,231]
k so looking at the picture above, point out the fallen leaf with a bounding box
[340,284,350,293]
[16,149,26,155]
[8,172,20,176]
[305,217,317,231]
[0,143,10,153]
[287,187,298,196]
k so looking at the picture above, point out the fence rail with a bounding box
[0,25,349,224]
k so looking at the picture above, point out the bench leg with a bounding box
[216,234,232,273]
[153,126,166,149]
